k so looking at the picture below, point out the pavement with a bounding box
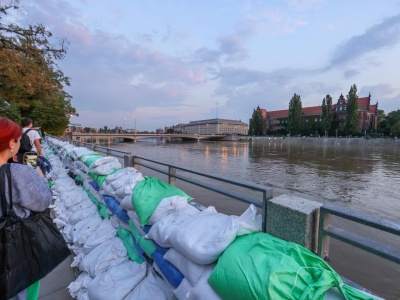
[39,254,78,300]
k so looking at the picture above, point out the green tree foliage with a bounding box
[287,93,303,135]
[345,84,359,134]
[377,109,400,136]
[321,94,332,135]
[249,106,264,136]
[391,121,400,136]
[0,99,21,121]
[0,1,75,134]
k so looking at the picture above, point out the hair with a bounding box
[0,117,23,152]
[21,117,33,127]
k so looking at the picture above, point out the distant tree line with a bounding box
[0,1,76,135]
[249,84,400,137]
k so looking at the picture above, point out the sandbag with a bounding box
[132,176,193,226]
[87,260,147,300]
[167,205,260,264]
[145,204,200,248]
[79,237,128,277]
[208,232,375,300]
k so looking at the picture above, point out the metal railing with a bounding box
[318,203,400,264]
[71,140,273,231]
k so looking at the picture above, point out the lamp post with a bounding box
[198,121,200,135]
[132,116,136,135]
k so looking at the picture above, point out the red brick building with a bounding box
[259,94,378,134]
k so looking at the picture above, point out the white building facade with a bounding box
[172,118,248,135]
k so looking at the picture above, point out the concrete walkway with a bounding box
[39,254,77,300]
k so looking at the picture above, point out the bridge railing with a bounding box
[71,140,273,231]
[318,203,400,264]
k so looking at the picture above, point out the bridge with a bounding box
[70,133,227,143]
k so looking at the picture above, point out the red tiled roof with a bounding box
[260,108,268,118]
[369,104,378,113]
[302,106,321,116]
[267,109,288,118]
[357,97,369,110]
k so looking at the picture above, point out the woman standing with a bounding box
[0,117,52,300]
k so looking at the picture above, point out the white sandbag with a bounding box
[61,190,89,208]
[79,237,128,277]
[67,198,95,213]
[174,278,193,300]
[71,147,92,160]
[105,167,138,184]
[166,205,260,265]
[83,219,117,254]
[114,182,136,199]
[68,272,93,299]
[90,156,118,167]
[120,193,134,210]
[68,204,98,225]
[186,266,221,300]
[124,268,168,300]
[147,196,188,226]
[164,248,206,286]
[91,160,121,175]
[145,205,202,248]
[101,181,115,197]
[71,214,103,246]
[110,171,143,190]
[87,260,147,300]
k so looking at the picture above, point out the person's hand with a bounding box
[35,166,44,177]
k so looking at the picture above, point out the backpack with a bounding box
[18,129,33,153]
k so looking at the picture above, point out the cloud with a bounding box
[344,69,360,79]
[330,13,400,67]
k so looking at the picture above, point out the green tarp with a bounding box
[117,227,144,264]
[132,176,193,226]
[208,232,375,300]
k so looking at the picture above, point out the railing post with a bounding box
[318,209,331,261]
[107,149,111,156]
[262,188,273,232]
[124,155,134,168]
[169,167,176,186]
[133,157,141,171]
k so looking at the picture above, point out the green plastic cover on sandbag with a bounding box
[79,153,103,167]
[128,220,157,257]
[208,232,375,300]
[88,172,109,187]
[117,227,144,264]
[86,190,111,219]
[132,176,193,226]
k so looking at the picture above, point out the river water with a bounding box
[106,137,399,299]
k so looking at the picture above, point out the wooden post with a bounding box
[169,167,176,186]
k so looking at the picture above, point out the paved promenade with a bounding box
[39,254,76,300]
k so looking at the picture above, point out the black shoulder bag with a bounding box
[0,164,70,299]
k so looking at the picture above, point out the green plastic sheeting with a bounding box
[128,220,156,257]
[85,190,111,219]
[132,176,193,226]
[208,232,375,300]
[78,152,103,167]
[117,227,144,264]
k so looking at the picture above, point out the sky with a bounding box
[8,0,400,131]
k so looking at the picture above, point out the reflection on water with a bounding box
[109,138,400,222]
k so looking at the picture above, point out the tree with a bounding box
[391,121,400,137]
[0,99,21,121]
[0,1,75,134]
[287,93,303,135]
[321,94,333,136]
[249,106,264,136]
[345,84,359,135]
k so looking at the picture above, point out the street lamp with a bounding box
[132,116,136,135]
[198,121,200,135]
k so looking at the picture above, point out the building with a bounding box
[257,95,378,134]
[66,123,84,133]
[170,118,248,135]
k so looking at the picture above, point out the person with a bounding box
[17,118,43,164]
[0,117,52,300]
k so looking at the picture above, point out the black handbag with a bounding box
[0,164,70,300]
